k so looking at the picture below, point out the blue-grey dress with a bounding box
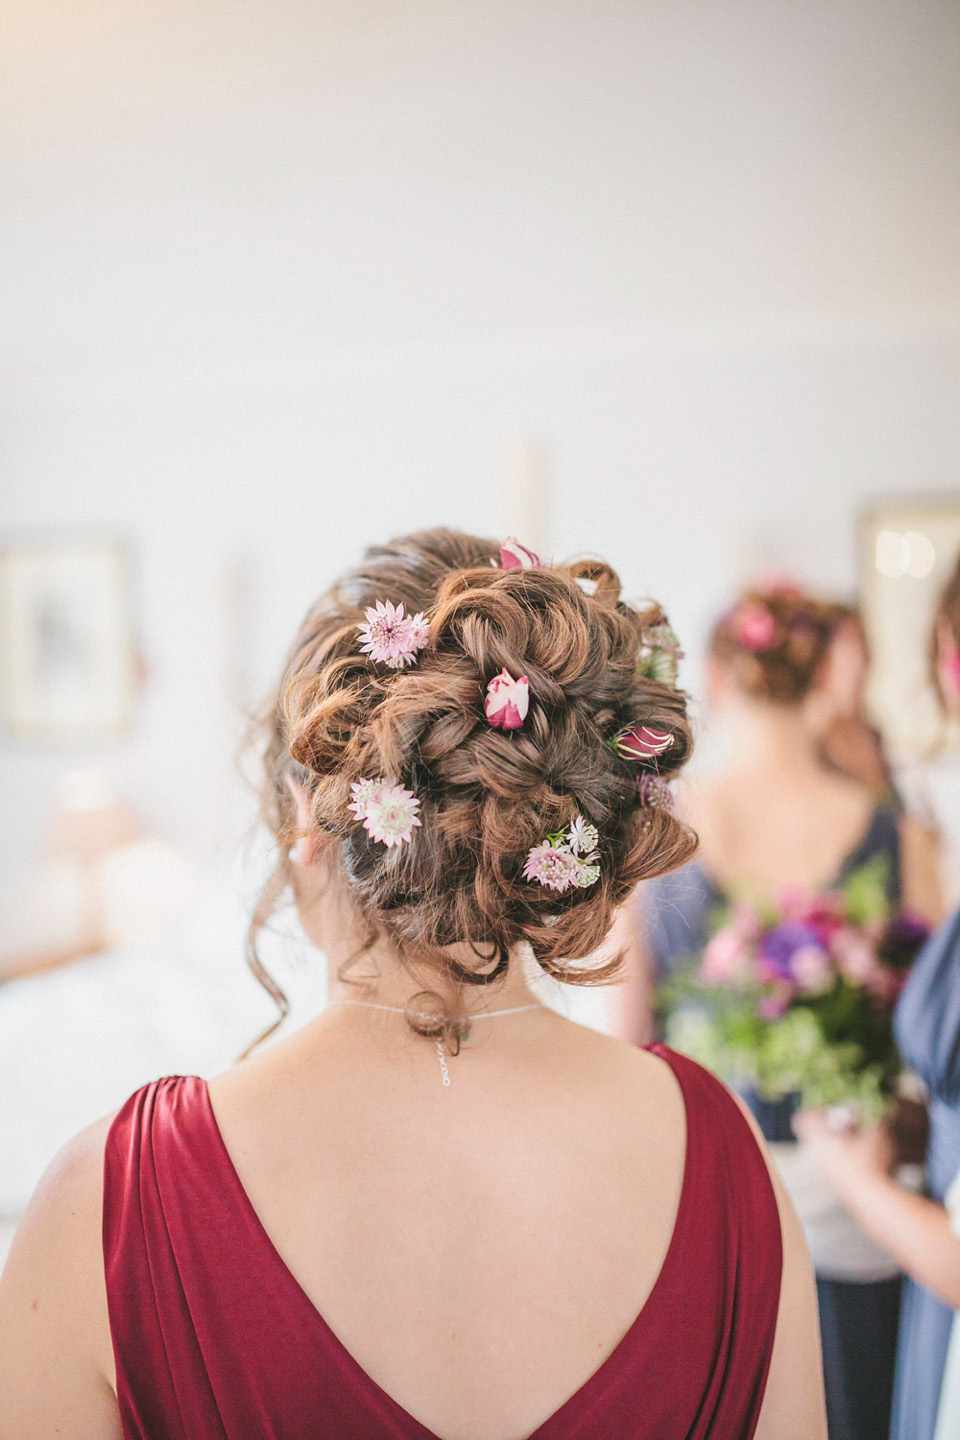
[642,805,903,1440]
[891,905,960,1440]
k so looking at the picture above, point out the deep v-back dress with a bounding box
[102,1046,782,1440]
[640,803,903,1440]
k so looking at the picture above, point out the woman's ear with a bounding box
[285,777,321,867]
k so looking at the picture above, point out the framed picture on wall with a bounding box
[860,499,960,760]
[0,537,136,742]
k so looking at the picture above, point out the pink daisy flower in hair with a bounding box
[349,777,421,848]
[357,600,429,669]
[522,841,581,892]
[484,669,530,730]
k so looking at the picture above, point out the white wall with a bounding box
[2,0,959,878]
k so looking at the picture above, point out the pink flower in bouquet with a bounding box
[799,894,846,938]
[730,602,777,651]
[777,883,809,923]
[778,884,844,933]
[830,926,881,986]
[484,669,530,730]
[729,901,764,942]
[701,927,751,984]
[757,981,793,1019]
[791,944,833,994]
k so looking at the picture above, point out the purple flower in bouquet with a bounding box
[758,922,823,984]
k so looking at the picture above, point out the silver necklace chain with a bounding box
[330,999,543,1088]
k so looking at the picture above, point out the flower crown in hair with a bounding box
[523,815,600,892]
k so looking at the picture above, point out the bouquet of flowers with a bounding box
[662,857,930,1119]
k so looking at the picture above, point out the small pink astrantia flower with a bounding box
[498,538,541,570]
[522,841,582,892]
[730,602,777,652]
[574,860,600,889]
[406,611,431,651]
[484,669,530,730]
[347,777,383,822]
[349,776,421,848]
[357,600,429,669]
[611,724,675,761]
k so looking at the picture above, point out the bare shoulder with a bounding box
[538,1017,687,1127]
[0,1114,120,1440]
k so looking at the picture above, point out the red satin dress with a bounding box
[103,1045,782,1440]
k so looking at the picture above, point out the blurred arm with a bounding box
[900,813,945,926]
[0,1118,120,1440]
[794,1111,960,1309]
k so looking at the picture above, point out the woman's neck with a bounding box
[723,700,824,777]
[326,940,541,1019]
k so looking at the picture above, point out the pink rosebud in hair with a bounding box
[730,602,777,652]
[498,538,541,570]
[611,724,675,761]
[484,668,530,730]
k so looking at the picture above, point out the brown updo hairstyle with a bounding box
[250,528,696,1044]
[709,585,847,705]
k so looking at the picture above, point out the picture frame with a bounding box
[860,498,960,760]
[0,536,136,742]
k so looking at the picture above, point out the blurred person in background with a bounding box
[798,550,960,1440]
[616,582,943,1440]
[0,531,826,1440]
[816,606,896,799]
